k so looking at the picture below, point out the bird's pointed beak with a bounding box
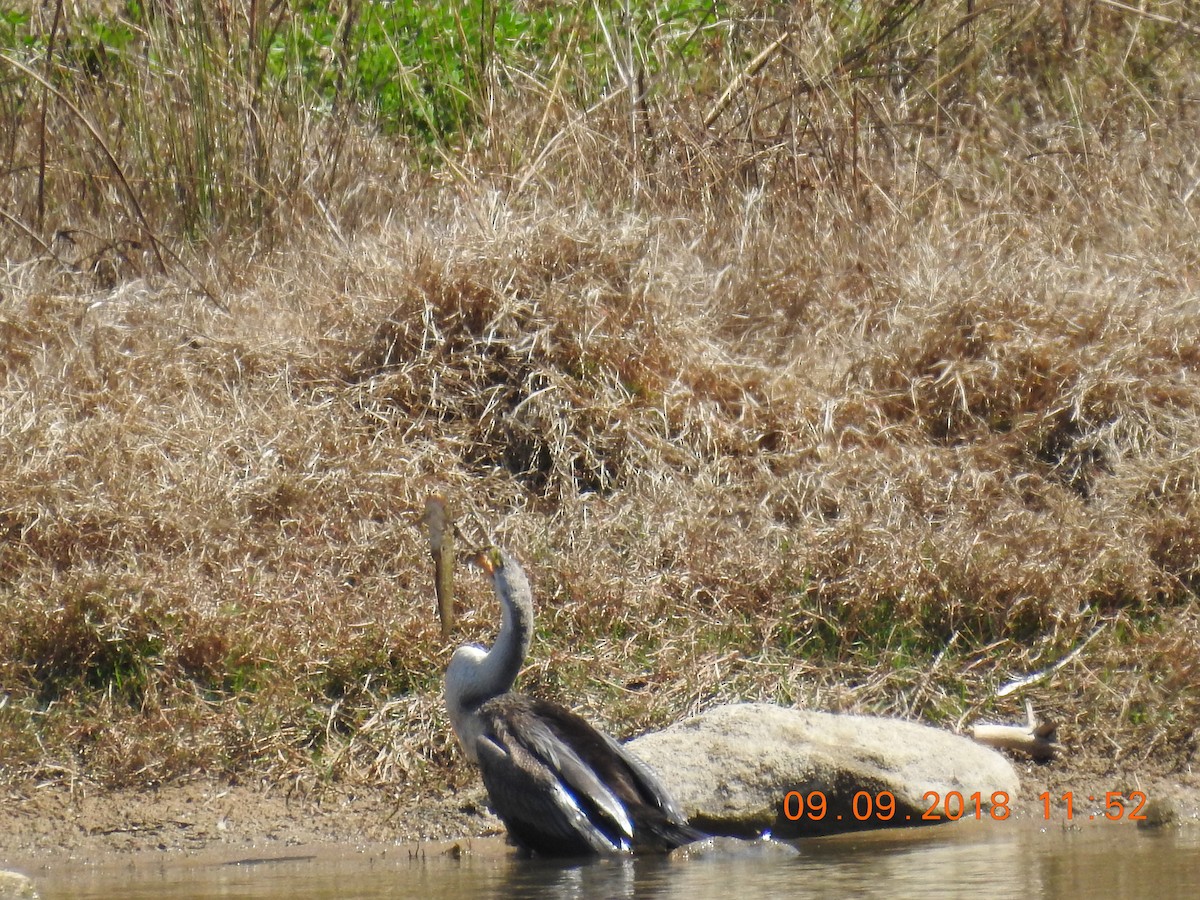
[474,547,501,577]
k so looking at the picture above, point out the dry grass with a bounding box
[2,2,1200,797]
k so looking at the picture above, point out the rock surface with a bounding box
[630,702,1020,838]
[0,870,38,900]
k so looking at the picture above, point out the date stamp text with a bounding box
[782,790,1150,823]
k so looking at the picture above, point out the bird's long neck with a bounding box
[473,568,532,703]
[445,552,537,763]
[454,554,534,709]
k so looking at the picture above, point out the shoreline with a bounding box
[3,759,1198,868]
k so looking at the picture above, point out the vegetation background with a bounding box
[1,0,1199,817]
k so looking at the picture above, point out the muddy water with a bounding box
[12,822,1200,899]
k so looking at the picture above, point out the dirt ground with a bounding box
[0,777,501,865]
[2,750,1197,872]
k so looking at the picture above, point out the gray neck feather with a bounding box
[460,551,534,708]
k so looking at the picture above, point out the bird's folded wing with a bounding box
[476,732,624,853]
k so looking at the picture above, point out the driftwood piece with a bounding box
[971,700,1061,761]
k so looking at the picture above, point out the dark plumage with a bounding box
[443,548,701,857]
[475,694,701,856]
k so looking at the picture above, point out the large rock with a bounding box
[630,703,1020,838]
[0,870,38,900]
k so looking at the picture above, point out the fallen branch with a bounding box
[996,624,1106,698]
[972,700,1061,761]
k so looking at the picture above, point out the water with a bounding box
[12,822,1200,900]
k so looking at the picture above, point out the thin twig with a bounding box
[1095,0,1200,37]
[703,31,791,128]
[37,0,65,234]
[2,50,167,274]
[996,624,1107,698]
[1,51,228,311]
[0,205,70,266]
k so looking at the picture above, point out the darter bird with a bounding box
[440,547,701,857]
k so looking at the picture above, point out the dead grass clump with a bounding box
[343,213,766,498]
[11,570,174,705]
[852,285,1180,494]
[1055,610,1200,769]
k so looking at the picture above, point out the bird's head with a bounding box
[473,547,533,620]
[474,546,503,577]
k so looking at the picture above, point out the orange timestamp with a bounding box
[782,789,1150,823]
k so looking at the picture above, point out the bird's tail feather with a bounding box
[634,810,707,852]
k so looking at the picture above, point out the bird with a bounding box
[441,546,702,857]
